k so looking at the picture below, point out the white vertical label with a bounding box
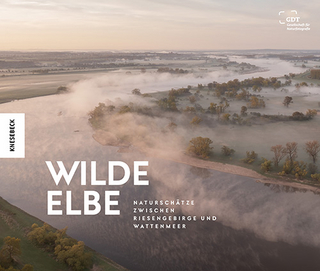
[0,113,25,158]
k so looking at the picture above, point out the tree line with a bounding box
[187,137,320,181]
[27,223,91,271]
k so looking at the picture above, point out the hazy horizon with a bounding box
[1,48,320,52]
[1,0,319,51]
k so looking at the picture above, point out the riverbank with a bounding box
[93,130,320,194]
[0,196,128,271]
[144,148,320,194]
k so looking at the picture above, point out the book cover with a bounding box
[0,1,320,271]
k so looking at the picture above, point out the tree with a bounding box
[270,145,286,167]
[55,240,91,271]
[183,106,196,113]
[273,81,281,89]
[247,96,265,108]
[190,116,202,126]
[221,113,230,123]
[221,145,235,156]
[0,248,11,268]
[131,88,141,95]
[252,85,261,92]
[292,111,305,120]
[284,142,298,164]
[248,96,259,108]
[187,137,213,159]
[305,109,317,119]
[305,140,320,163]
[27,223,58,247]
[240,106,247,116]
[2,237,21,263]
[236,89,249,101]
[28,223,92,271]
[88,103,107,119]
[208,103,217,114]
[283,96,293,107]
[157,92,179,112]
[167,96,178,111]
[88,103,108,128]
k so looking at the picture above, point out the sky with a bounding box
[0,0,319,51]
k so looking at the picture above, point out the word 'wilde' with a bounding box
[46,161,149,216]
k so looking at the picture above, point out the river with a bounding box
[1,59,320,270]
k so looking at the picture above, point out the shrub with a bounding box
[241,151,258,164]
[261,158,272,172]
[292,161,308,180]
[221,146,235,156]
[311,173,320,182]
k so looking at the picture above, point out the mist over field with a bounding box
[228,56,306,78]
[1,54,320,270]
[67,56,306,111]
[65,58,320,164]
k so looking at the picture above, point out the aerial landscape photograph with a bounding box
[1,0,320,270]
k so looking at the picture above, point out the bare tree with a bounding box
[270,145,286,167]
[284,142,298,164]
[305,140,320,163]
